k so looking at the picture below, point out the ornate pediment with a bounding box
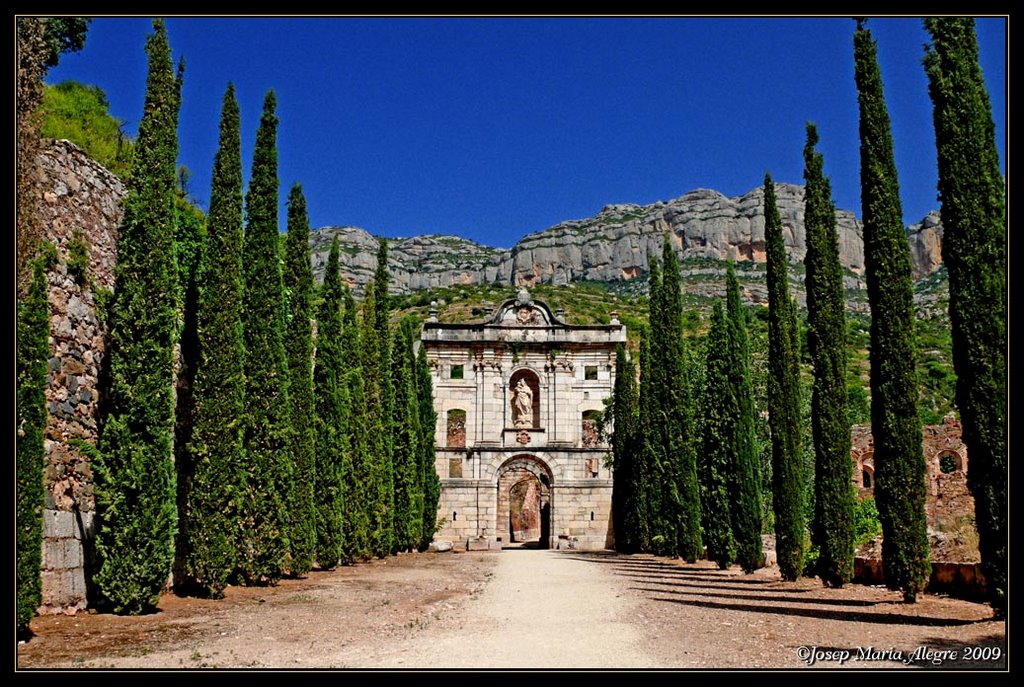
[489,287,562,327]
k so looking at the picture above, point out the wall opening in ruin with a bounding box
[495,455,552,549]
[446,408,466,448]
[581,409,601,448]
[938,450,963,474]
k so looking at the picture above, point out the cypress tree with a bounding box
[725,263,763,573]
[339,286,363,561]
[341,285,360,367]
[182,84,244,597]
[659,238,702,561]
[313,238,345,568]
[924,17,1006,612]
[17,253,51,635]
[391,319,424,552]
[360,286,394,557]
[640,263,664,554]
[283,183,316,575]
[763,173,806,581]
[854,21,930,601]
[611,344,641,553]
[93,20,181,614]
[699,301,737,569]
[403,320,426,551]
[371,240,397,555]
[345,367,373,560]
[803,123,855,587]
[415,343,441,550]
[633,329,654,553]
[238,89,292,585]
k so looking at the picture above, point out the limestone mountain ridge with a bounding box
[310,182,944,295]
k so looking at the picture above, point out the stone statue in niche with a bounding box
[512,378,533,428]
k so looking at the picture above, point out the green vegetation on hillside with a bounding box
[40,80,133,178]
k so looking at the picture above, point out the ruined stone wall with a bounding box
[850,414,973,528]
[35,139,125,612]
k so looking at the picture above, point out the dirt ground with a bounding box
[17,549,1005,670]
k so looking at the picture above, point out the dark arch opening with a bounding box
[496,455,553,549]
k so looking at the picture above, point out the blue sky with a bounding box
[47,17,1006,248]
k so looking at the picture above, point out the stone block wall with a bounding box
[553,483,613,550]
[35,139,124,612]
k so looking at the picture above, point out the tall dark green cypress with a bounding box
[360,285,394,558]
[339,286,363,561]
[854,22,930,602]
[699,301,737,569]
[611,344,641,553]
[401,319,426,551]
[391,319,424,552]
[415,343,441,550]
[183,84,244,597]
[725,263,763,573]
[283,183,315,575]
[633,329,654,553]
[345,366,372,560]
[803,123,855,587]
[239,90,291,585]
[93,20,181,614]
[313,238,345,568]
[659,238,703,561]
[924,17,1006,612]
[17,253,50,635]
[341,286,360,367]
[763,173,806,581]
[640,263,663,554]
[371,240,397,555]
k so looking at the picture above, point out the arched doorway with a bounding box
[496,455,552,549]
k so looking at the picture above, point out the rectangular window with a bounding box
[584,365,598,381]
[450,364,464,380]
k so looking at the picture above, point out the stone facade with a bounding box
[851,413,974,527]
[422,289,625,550]
[35,139,125,612]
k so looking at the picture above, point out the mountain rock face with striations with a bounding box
[310,182,943,294]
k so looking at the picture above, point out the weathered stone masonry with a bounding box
[35,139,124,612]
[851,413,972,528]
[422,289,626,550]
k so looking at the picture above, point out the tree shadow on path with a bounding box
[561,551,995,629]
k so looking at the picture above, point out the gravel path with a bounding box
[18,549,1004,670]
[362,549,662,668]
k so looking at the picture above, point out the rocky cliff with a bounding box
[311,183,943,294]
